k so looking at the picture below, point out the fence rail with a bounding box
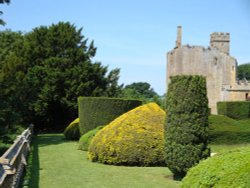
[0,124,33,188]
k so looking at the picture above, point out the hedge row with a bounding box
[78,126,104,151]
[217,101,250,119]
[78,97,142,135]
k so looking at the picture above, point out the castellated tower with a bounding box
[210,32,230,54]
[167,27,250,114]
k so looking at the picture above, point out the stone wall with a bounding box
[167,45,237,114]
[166,27,250,114]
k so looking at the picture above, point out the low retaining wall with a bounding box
[0,124,33,188]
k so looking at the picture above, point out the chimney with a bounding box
[176,26,182,48]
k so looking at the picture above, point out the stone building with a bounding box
[167,26,250,114]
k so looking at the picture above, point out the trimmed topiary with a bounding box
[217,101,250,120]
[88,103,166,166]
[63,118,80,140]
[182,148,250,188]
[165,75,210,179]
[78,126,104,151]
[78,97,142,135]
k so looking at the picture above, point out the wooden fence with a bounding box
[0,124,33,188]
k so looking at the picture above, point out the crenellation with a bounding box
[167,26,250,114]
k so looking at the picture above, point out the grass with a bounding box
[22,115,250,188]
[23,134,181,188]
[208,115,250,144]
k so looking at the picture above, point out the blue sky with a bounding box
[1,0,250,95]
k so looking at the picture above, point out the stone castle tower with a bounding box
[167,26,250,114]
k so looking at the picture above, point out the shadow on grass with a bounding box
[37,134,66,147]
[209,131,250,144]
[23,134,65,187]
[22,136,40,188]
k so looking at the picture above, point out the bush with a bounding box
[217,101,250,119]
[165,75,210,179]
[88,103,166,166]
[209,115,250,144]
[78,97,142,135]
[182,148,250,188]
[78,126,104,151]
[0,142,10,156]
[63,118,80,140]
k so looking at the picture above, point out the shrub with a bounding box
[88,103,166,166]
[217,101,250,119]
[182,148,250,188]
[165,75,210,179]
[63,118,80,140]
[209,115,250,144]
[78,126,104,151]
[78,97,142,135]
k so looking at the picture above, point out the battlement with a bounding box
[210,32,230,42]
[210,32,230,54]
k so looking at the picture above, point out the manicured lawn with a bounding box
[25,134,181,188]
[209,143,250,153]
[24,133,250,188]
[209,115,250,144]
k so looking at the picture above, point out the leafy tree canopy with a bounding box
[123,82,157,98]
[119,82,165,108]
[237,63,250,80]
[0,0,10,26]
[0,22,122,131]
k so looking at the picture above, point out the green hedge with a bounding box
[78,97,142,135]
[63,118,80,140]
[78,126,104,151]
[182,147,250,188]
[217,101,250,119]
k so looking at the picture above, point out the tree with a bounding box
[0,0,10,26]
[0,22,121,131]
[237,63,250,80]
[120,82,165,108]
[123,82,157,98]
[165,75,210,180]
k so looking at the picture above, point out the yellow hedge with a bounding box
[63,118,80,140]
[88,103,166,166]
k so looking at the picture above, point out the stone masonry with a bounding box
[167,26,250,114]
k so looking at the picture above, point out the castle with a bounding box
[167,26,250,114]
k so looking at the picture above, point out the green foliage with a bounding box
[119,82,165,109]
[0,31,24,134]
[209,115,250,144]
[88,103,166,166]
[0,125,24,155]
[0,142,9,155]
[182,147,250,188]
[217,101,250,119]
[63,118,80,140]
[0,0,10,26]
[237,63,250,80]
[78,126,104,151]
[0,22,122,132]
[123,82,157,98]
[78,97,142,135]
[165,75,210,179]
